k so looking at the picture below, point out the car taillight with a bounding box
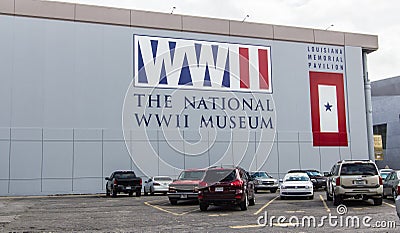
[379,177,383,185]
[153,182,160,186]
[397,186,400,195]
[335,177,340,186]
[114,180,118,185]
[139,179,142,185]
[230,179,243,188]
[198,191,203,199]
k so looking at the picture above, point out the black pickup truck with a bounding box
[105,171,142,197]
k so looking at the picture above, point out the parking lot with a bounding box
[0,190,398,232]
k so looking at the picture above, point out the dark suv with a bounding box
[198,166,255,211]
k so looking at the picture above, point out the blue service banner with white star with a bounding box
[307,45,348,147]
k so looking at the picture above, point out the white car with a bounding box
[280,172,314,199]
[144,176,173,195]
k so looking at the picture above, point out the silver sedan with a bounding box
[144,176,173,195]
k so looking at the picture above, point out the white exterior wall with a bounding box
[0,14,370,196]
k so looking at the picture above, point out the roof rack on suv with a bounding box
[337,159,372,163]
[207,165,239,169]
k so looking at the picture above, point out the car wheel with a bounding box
[393,189,398,200]
[129,191,133,197]
[280,195,286,200]
[199,203,208,211]
[309,195,314,200]
[333,193,342,206]
[373,197,383,206]
[106,187,110,197]
[111,188,117,197]
[254,189,258,194]
[144,188,148,196]
[270,189,277,193]
[240,194,249,211]
[170,199,178,205]
[136,190,141,197]
[249,193,256,206]
[326,189,333,201]
[150,187,155,196]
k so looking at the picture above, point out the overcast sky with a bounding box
[49,0,399,81]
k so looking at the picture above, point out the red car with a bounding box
[167,169,206,205]
[198,166,255,211]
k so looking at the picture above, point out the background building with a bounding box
[0,0,378,195]
[372,76,400,169]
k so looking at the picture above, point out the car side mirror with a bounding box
[323,172,330,177]
[173,179,177,182]
[105,177,110,181]
[145,181,148,183]
[279,179,283,183]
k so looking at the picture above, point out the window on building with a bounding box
[373,124,387,149]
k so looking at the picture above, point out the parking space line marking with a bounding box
[229,224,262,229]
[146,200,170,205]
[209,213,229,217]
[253,195,279,215]
[144,201,180,216]
[180,208,199,215]
[383,201,396,208]
[144,201,198,216]
[319,194,330,213]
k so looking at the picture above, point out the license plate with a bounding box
[180,194,187,199]
[215,187,223,192]
[126,186,131,190]
[354,180,366,185]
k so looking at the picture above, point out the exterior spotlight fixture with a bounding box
[324,24,334,30]
[170,6,176,14]
[242,14,249,23]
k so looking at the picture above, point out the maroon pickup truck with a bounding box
[105,171,142,197]
[167,169,205,205]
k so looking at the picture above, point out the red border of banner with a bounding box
[309,71,348,147]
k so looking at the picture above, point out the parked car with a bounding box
[288,169,326,190]
[326,160,383,206]
[167,169,205,205]
[280,172,314,199]
[250,171,278,193]
[144,176,173,195]
[383,170,400,199]
[379,168,394,180]
[395,185,400,219]
[198,166,255,211]
[105,170,142,197]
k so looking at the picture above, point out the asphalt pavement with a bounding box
[0,191,399,232]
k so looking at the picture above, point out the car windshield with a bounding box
[340,163,378,176]
[203,169,237,183]
[285,175,309,182]
[154,177,172,181]
[178,171,205,180]
[381,172,390,180]
[114,172,136,179]
[251,172,270,179]
[307,171,322,177]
